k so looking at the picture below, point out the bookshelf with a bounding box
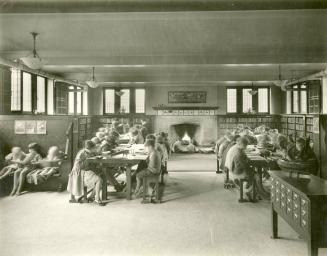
[76,116,93,148]
[217,115,280,137]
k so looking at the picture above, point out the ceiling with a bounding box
[1,1,327,87]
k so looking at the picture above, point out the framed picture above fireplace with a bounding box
[168,91,207,103]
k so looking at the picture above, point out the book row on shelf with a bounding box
[218,115,320,140]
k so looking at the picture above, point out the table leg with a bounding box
[252,168,260,203]
[126,166,132,200]
[239,179,247,203]
[102,167,108,201]
[271,206,278,239]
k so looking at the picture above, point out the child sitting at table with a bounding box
[214,131,232,154]
[225,136,254,201]
[156,135,168,175]
[158,132,171,156]
[95,132,106,142]
[134,139,161,196]
[67,140,105,206]
[217,132,234,173]
[101,132,119,153]
[129,129,144,145]
[287,137,317,162]
[91,137,102,153]
[272,134,288,159]
[0,147,26,180]
[10,143,43,196]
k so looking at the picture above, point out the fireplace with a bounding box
[153,116,218,145]
[170,123,200,145]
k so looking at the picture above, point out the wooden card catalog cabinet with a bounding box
[271,171,327,256]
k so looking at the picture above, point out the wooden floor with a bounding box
[0,154,326,256]
[168,153,217,172]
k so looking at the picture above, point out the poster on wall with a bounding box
[36,120,47,134]
[168,91,206,103]
[25,121,37,134]
[14,121,26,134]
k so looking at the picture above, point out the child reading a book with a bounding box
[0,147,26,180]
[10,143,43,196]
[26,146,63,185]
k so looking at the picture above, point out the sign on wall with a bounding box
[168,91,207,103]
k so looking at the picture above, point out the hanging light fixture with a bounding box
[20,32,47,70]
[248,82,258,95]
[115,83,125,96]
[85,67,98,88]
[273,64,287,89]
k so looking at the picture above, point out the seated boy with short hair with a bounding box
[225,136,254,200]
[134,139,161,196]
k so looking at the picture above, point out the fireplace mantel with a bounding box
[153,106,219,116]
[153,106,218,110]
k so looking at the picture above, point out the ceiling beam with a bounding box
[285,69,327,87]
[1,0,327,13]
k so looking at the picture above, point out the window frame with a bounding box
[10,68,22,112]
[103,88,146,115]
[257,87,270,114]
[226,86,270,114]
[47,79,55,115]
[103,88,116,114]
[135,88,146,114]
[22,71,33,114]
[36,75,47,114]
[291,84,308,114]
[226,88,238,114]
[76,87,83,115]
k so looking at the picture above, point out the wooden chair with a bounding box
[223,167,235,189]
[142,162,166,204]
[142,173,161,204]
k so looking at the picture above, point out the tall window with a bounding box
[292,84,307,113]
[68,86,75,114]
[55,82,68,115]
[22,72,32,112]
[104,89,115,114]
[226,87,269,114]
[76,90,82,115]
[47,79,54,115]
[11,68,21,111]
[120,89,130,113]
[292,85,299,113]
[300,84,307,113]
[226,88,237,113]
[36,76,46,113]
[242,89,253,113]
[135,89,145,113]
[258,88,269,113]
[83,91,88,115]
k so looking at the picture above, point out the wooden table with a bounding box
[271,171,327,256]
[87,154,148,200]
[243,151,269,202]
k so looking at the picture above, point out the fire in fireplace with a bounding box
[182,132,191,142]
[170,123,200,145]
